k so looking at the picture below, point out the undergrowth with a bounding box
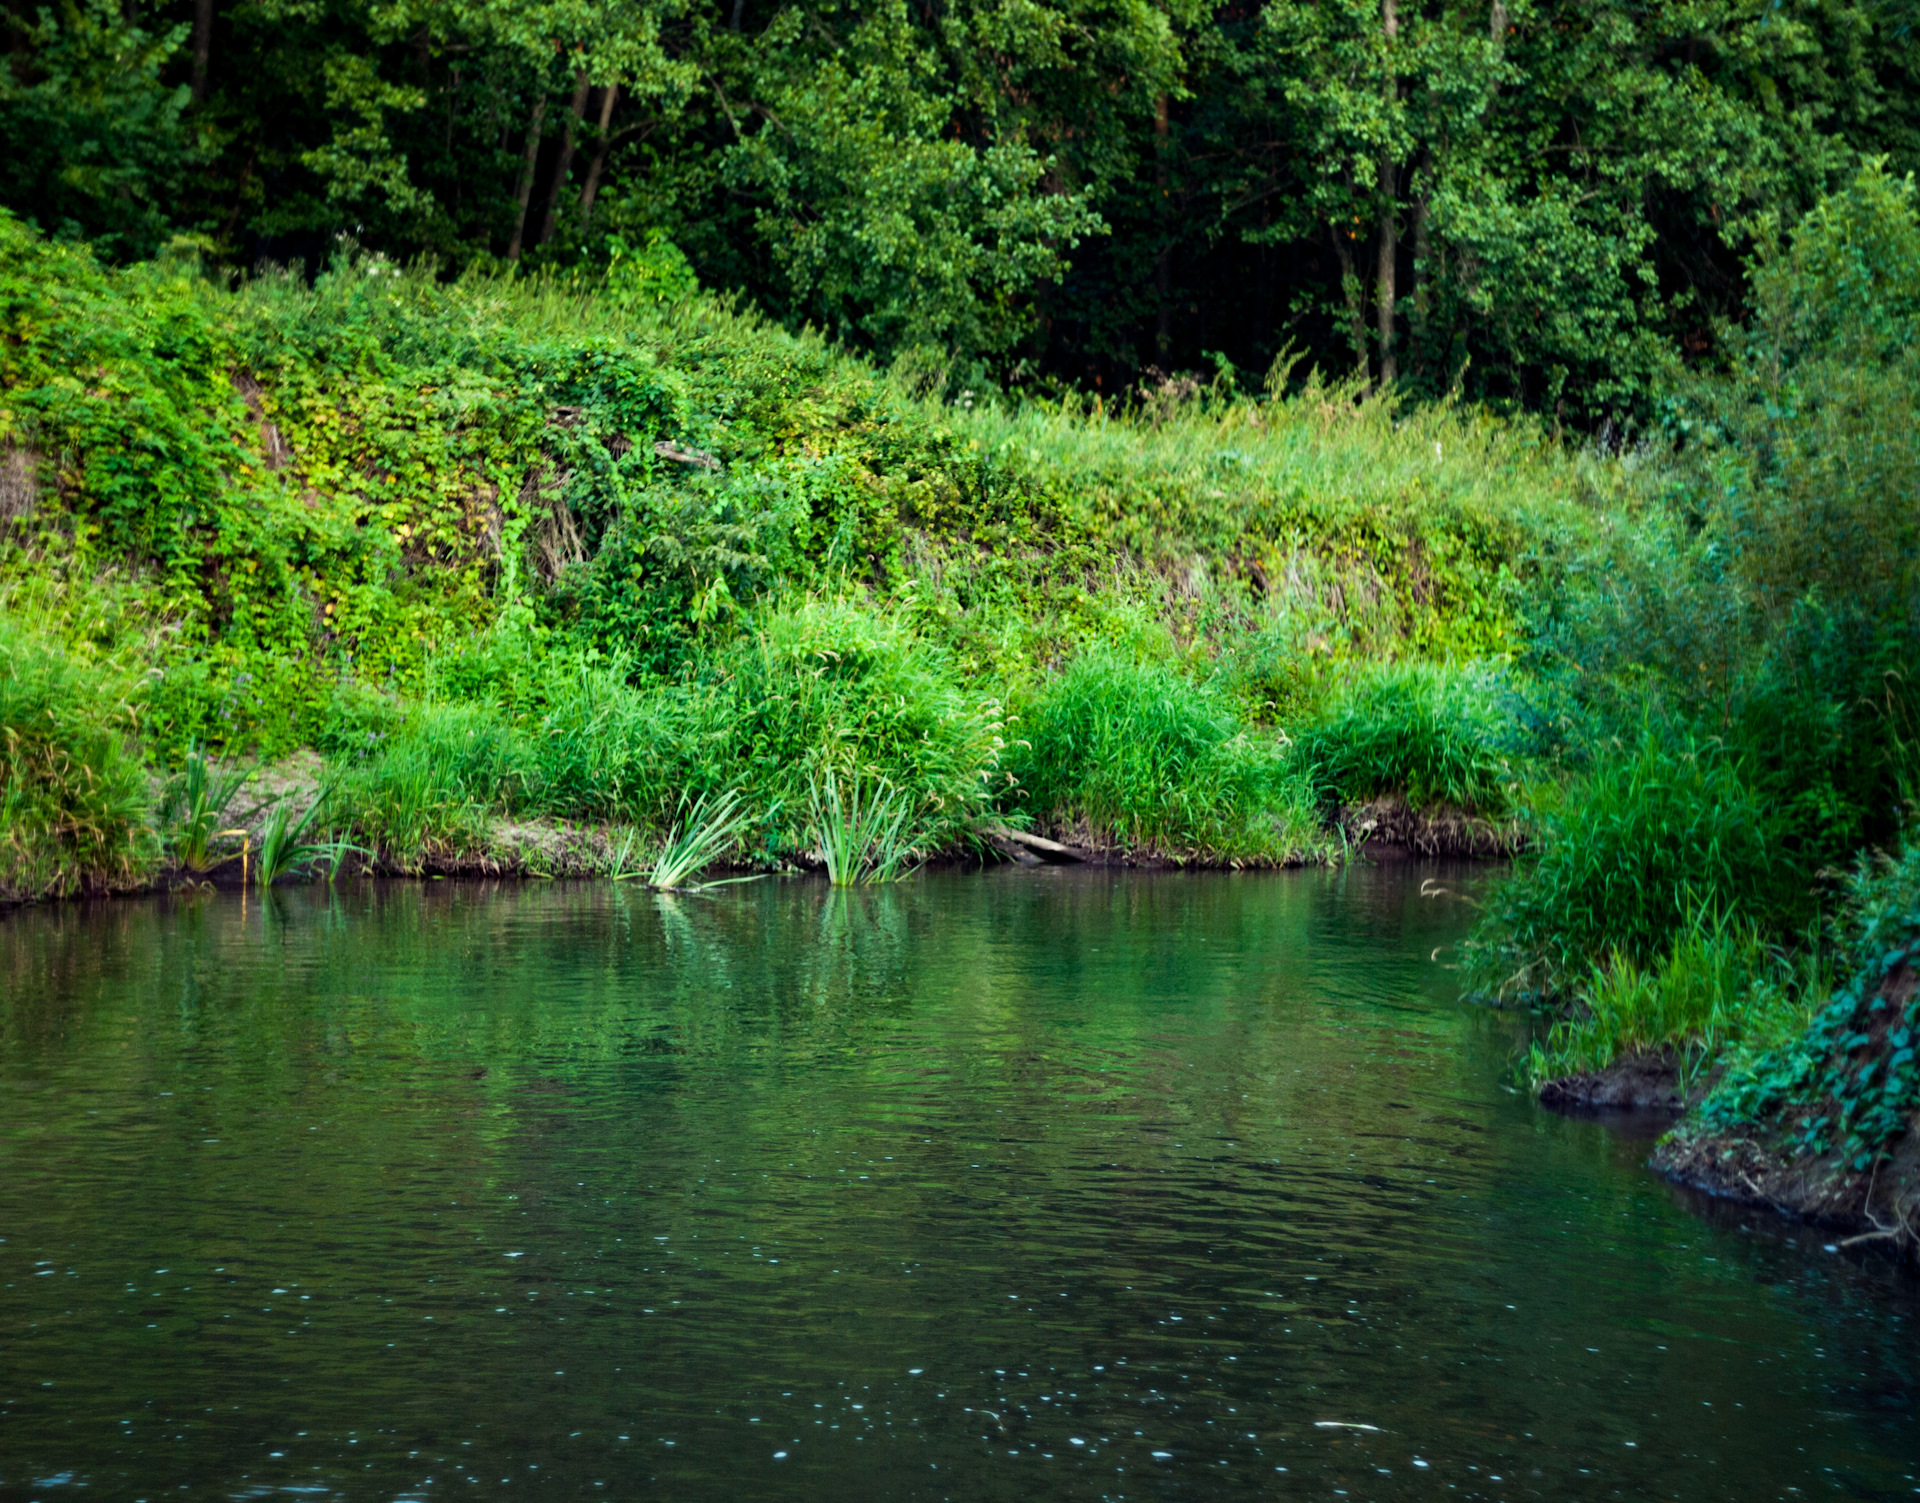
[0,618,151,898]
[1003,645,1323,862]
[1523,907,1820,1094]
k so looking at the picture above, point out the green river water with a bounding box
[1,865,1917,1501]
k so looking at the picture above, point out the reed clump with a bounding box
[810,770,921,885]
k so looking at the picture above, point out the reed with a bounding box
[1003,645,1320,861]
[162,742,252,874]
[645,788,755,890]
[254,793,361,887]
[810,770,919,886]
[1291,659,1520,814]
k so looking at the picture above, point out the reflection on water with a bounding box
[1,866,1916,1501]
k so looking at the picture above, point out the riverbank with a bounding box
[0,208,1569,902]
[5,171,1920,1251]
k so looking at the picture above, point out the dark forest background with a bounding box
[4,0,1918,417]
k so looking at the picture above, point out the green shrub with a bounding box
[327,704,521,872]
[0,617,153,898]
[680,597,1004,854]
[1291,659,1522,814]
[1724,599,1919,869]
[1697,838,1920,1168]
[1467,729,1777,1001]
[1004,646,1320,860]
[1524,908,1795,1090]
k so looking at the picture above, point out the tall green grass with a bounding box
[0,618,153,899]
[325,704,519,872]
[1466,729,1777,1002]
[1004,646,1322,861]
[1523,908,1815,1092]
[1291,659,1522,814]
[688,598,1004,849]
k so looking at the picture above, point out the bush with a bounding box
[0,617,153,898]
[1524,909,1795,1089]
[683,598,1005,854]
[1466,729,1777,1000]
[1696,837,1920,1168]
[1291,659,1522,814]
[1004,646,1320,860]
[327,703,522,872]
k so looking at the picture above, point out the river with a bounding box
[2,865,1916,1500]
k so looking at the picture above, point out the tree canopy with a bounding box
[2,0,1916,415]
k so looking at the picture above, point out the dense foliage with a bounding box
[4,142,1919,1202]
[0,195,1583,888]
[3,0,1918,415]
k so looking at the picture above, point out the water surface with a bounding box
[2,866,1917,1500]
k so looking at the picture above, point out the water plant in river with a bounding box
[162,741,252,874]
[643,788,755,891]
[810,770,919,886]
[254,793,362,888]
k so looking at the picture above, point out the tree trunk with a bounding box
[537,72,591,247]
[1332,225,1367,373]
[576,84,620,225]
[1375,0,1399,386]
[505,93,548,262]
[1154,91,1172,363]
[190,0,213,105]
[1411,145,1431,343]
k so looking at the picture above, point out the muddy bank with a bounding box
[1651,1126,1920,1258]
[1539,1049,1700,1114]
[1339,795,1524,859]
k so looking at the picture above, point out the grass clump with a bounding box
[1468,730,1776,1003]
[325,704,520,873]
[0,617,152,899]
[1004,646,1322,862]
[810,771,920,885]
[1523,908,1812,1093]
[1291,659,1523,815]
[253,787,364,888]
